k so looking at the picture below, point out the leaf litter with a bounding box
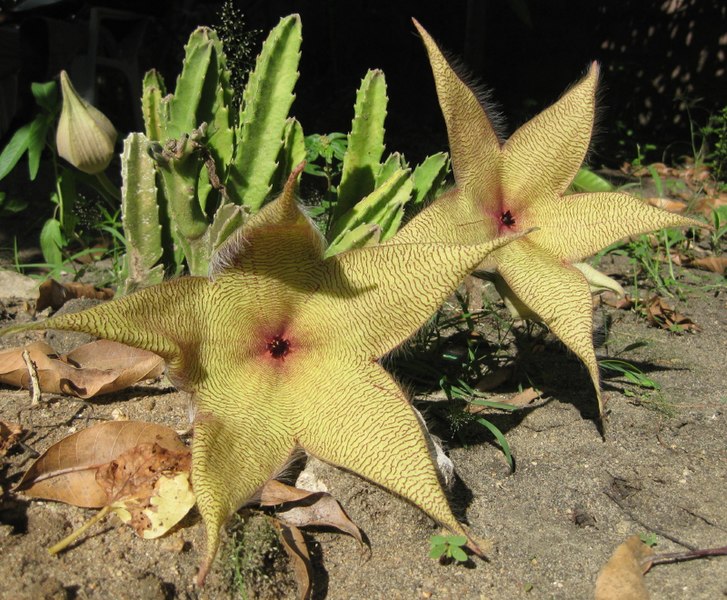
[35,279,114,313]
[0,339,164,398]
[14,419,367,598]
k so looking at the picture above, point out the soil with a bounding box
[0,258,725,599]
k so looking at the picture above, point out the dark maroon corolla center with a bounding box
[266,335,291,360]
[500,210,516,227]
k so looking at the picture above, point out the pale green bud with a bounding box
[56,70,117,174]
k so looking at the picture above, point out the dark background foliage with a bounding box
[0,0,725,167]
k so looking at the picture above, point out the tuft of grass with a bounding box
[599,359,660,390]
[596,227,692,299]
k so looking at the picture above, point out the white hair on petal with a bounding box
[436,44,507,143]
[209,229,251,279]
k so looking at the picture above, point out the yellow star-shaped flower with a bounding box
[399,20,701,416]
[3,165,522,582]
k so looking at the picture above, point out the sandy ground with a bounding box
[0,265,725,599]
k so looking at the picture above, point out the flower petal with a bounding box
[501,63,598,206]
[296,358,473,542]
[311,234,523,358]
[192,401,296,585]
[495,240,603,415]
[3,277,209,378]
[529,191,703,262]
[210,163,327,326]
[393,188,496,245]
[412,20,501,206]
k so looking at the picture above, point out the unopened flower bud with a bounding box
[56,70,117,174]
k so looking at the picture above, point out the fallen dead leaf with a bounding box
[689,256,727,275]
[256,480,369,600]
[475,367,512,392]
[259,479,367,547]
[18,421,194,553]
[645,197,687,213]
[594,535,654,600]
[17,420,187,507]
[0,340,164,398]
[0,420,23,457]
[36,279,114,312]
[600,292,635,310]
[694,194,727,217]
[646,296,699,333]
[274,521,312,600]
[503,387,542,407]
[97,442,194,539]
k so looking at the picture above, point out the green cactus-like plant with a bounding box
[121,15,302,284]
[121,15,448,286]
[301,69,451,257]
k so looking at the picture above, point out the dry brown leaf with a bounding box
[274,521,312,600]
[0,340,164,398]
[0,420,23,457]
[96,442,192,538]
[260,480,367,547]
[646,296,699,333]
[36,279,114,312]
[475,367,512,392]
[689,256,727,275]
[503,387,542,407]
[594,535,654,600]
[694,194,727,217]
[645,197,687,214]
[600,291,635,310]
[17,420,187,507]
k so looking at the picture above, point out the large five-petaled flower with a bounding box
[399,20,701,416]
[3,165,522,582]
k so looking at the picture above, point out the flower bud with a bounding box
[56,70,117,174]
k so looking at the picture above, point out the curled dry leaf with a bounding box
[36,279,114,312]
[600,291,636,311]
[594,535,654,600]
[19,421,194,551]
[0,340,164,398]
[503,387,542,408]
[645,197,687,214]
[475,367,512,392]
[273,521,313,600]
[259,479,367,547]
[17,420,187,507]
[689,256,727,275]
[98,443,194,539]
[646,296,699,333]
[0,420,23,457]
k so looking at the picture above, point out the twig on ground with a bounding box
[645,545,727,569]
[21,350,41,406]
[603,488,698,550]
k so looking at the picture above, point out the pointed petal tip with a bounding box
[411,17,430,40]
[288,160,306,184]
[195,559,210,587]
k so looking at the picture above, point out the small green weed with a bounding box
[227,514,291,600]
[597,227,691,298]
[709,206,727,253]
[429,534,469,563]
[440,377,515,470]
[304,132,348,193]
[640,532,659,547]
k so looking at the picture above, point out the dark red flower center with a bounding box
[500,210,516,227]
[266,335,291,360]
